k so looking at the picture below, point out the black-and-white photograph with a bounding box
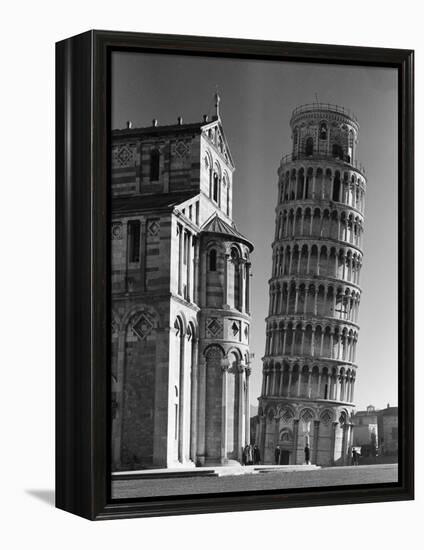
[109,52,398,499]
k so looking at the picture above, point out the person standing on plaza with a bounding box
[304,444,311,465]
[253,444,261,465]
[275,445,281,465]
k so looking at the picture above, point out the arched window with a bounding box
[319,122,328,140]
[150,148,160,180]
[212,173,219,203]
[231,248,241,310]
[332,172,341,201]
[209,249,217,271]
[332,143,343,159]
[305,137,314,156]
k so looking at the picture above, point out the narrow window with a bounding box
[209,249,217,271]
[189,205,192,220]
[183,231,188,265]
[195,201,199,225]
[174,386,179,440]
[332,173,341,201]
[150,148,160,180]
[213,173,219,203]
[324,384,328,399]
[226,183,230,215]
[128,220,141,263]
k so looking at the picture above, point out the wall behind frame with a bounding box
[0,0,421,547]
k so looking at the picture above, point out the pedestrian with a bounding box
[275,445,281,465]
[253,444,261,465]
[352,448,359,466]
[244,444,251,465]
[304,444,311,465]
[243,445,249,466]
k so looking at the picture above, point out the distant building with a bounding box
[377,404,398,456]
[351,404,398,461]
[352,405,378,457]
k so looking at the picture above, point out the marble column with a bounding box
[287,366,293,398]
[220,361,229,463]
[178,223,183,295]
[245,367,251,445]
[292,419,299,464]
[223,253,229,307]
[186,231,192,301]
[238,363,246,460]
[330,421,338,465]
[190,337,199,463]
[196,356,207,465]
[245,263,251,314]
[193,237,200,305]
[313,420,320,464]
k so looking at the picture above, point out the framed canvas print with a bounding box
[56,30,414,520]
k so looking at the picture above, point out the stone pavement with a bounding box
[112,463,398,499]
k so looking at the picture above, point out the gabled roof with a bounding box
[201,213,253,251]
[201,119,235,169]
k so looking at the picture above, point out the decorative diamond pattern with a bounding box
[207,318,222,337]
[132,312,154,340]
[112,145,135,168]
[147,220,160,237]
[174,140,190,158]
[117,146,132,166]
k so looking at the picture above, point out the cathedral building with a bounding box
[110,95,253,471]
[257,103,366,466]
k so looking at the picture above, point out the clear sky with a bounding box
[112,52,398,412]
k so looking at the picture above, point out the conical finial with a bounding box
[214,87,221,120]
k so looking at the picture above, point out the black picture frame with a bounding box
[56,30,414,520]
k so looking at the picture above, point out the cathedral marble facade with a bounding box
[256,103,366,466]
[111,97,253,471]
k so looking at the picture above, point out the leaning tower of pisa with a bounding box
[257,103,366,466]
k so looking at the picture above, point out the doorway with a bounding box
[280,450,290,465]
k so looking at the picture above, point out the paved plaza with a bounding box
[112,463,398,499]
